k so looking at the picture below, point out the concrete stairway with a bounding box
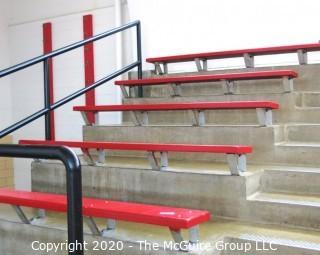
[3,62,320,254]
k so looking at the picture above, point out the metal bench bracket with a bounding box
[227,154,247,175]
[297,49,308,65]
[224,80,236,94]
[155,62,168,75]
[282,77,293,93]
[191,110,206,126]
[195,58,208,72]
[256,108,273,126]
[243,53,254,68]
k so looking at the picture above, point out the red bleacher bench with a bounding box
[19,140,252,175]
[146,42,320,73]
[0,188,210,244]
[74,101,279,126]
[115,70,297,96]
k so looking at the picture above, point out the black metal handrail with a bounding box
[0,20,143,255]
[0,20,142,140]
[0,144,83,255]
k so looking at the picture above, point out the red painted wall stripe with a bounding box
[83,15,96,124]
[43,22,55,140]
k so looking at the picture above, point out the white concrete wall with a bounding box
[7,0,125,189]
[0,0,12,129]
[127,0,320,72]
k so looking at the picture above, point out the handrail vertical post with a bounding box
[63,150,83,255]
[43,59,52,140]
[136,22,143,97]
[0,145,83,255]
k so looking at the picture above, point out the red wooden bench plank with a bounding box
[0,188,210,229]
[73,101,279,113]
[114,70,297,87]
[19,140,253,154]
[146,43,320,63]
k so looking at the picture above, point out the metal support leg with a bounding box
[80,112,91,126]
[94,112,100,126]
[243,53,254,68]
[12,205,30,224]
[282,77,294,93]
[106,219,116,230]
[256,108,273,126]
[130,111,141,126]
[191,110,206,126]
[130,111,149,126]
[84,217,101,236]
[101,219,117,237]
[224,80,236,94]
[202,59,208,71]
[140,111,149,125]
[170,229,184,243]
[29,208,46,224]
[160,151,169,170]
[155,62,168,75]
[170,229,189,251]
[297,49,308,65]
[120,85,129,98]
[163,63,168,74]
[81,148,95,165]
[170,83,182,97]
[97,149,106,164]
[37,209,46,218]
[195,58,208,72]
[227,154,247,175]
[189,226,200,244]
[147,151,160,170]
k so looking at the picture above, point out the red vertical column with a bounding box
[43,22,55,140]
[83,15,96,124]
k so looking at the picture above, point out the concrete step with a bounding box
[296,92,320,107]
[224,235,320,255]
[1,204,319,255]
[83,125,280,163]
[122,94,320,125]
[248,192,320,207]
[83,124,320,166]
[247,192,320,229]
[136,64,320,98]
[260,168,320,196]
[122,93,296,125]
[31,161,320,230]
[274,141,320,166]
[285,124,320,143]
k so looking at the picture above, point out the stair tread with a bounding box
[248,192,320,207]
[277,141,320,147]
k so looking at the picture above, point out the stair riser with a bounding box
[32,162,320,230]
[246,200,320,230]
[260,170,320,196]
[286,125,320,143]
[296,92,320,107]
[32,162,248,218]
[83,126,278,163]
[123,93,296,125]
[84,125,320,166]
[138,64,320,97]
[274,145,320,166]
